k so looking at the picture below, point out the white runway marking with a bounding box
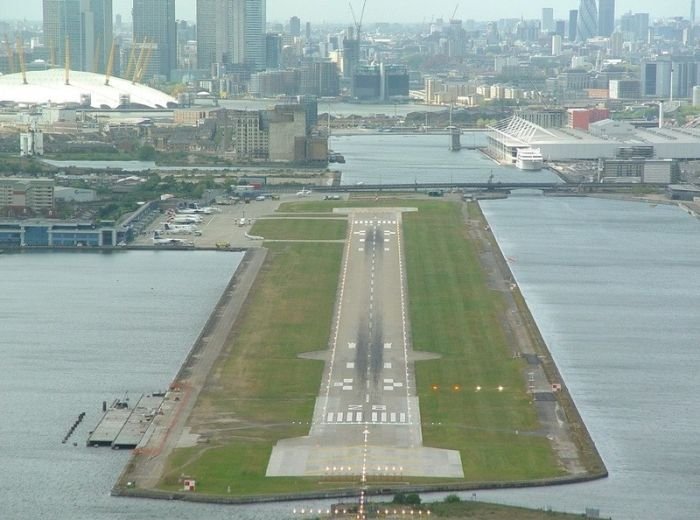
[343,378,353,383]
[348,342,356,349]
[384,386,394,391]
[346,362,355,368]
[327,412,334,422]
[384,362,392,369]
[372,405,386,411]
[342,385,353,391]
[358,248,364,252]
[372,412,378,422]
[384,343,392,349]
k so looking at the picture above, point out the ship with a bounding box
[515,147,544,171]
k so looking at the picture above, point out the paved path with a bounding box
[266,208,463,479]
[119,248,267,489]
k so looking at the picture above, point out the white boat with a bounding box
[515,148,544,171]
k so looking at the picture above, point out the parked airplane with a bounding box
[296,188,312,197]
[169,215,203,224]
[162,222,202,236]
[152,231,192,246]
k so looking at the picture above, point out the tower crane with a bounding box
[348,0,368,42]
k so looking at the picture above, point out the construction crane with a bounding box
[104,39,116,86]
[348,0,368,42]
[4,34,15,74]
[15,36,27,84]
[450,3,460,21]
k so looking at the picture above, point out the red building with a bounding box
[567,108,611,130]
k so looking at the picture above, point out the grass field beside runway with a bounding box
[160,241,345,495]
[249,218,347,240]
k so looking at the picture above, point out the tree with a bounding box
[393,493,421,505]
[137,145,157,161]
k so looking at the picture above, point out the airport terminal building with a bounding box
[0,220,120,247]
[488,116,700,163]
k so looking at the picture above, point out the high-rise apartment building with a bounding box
[577,0,598,41]
[568,10,579,41]
[598,0,615,37]
[43,0,112,73]
[132,0,176,80]
[542,8,554,33]
[196,0,266,73]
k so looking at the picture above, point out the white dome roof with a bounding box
[0,69,177,109]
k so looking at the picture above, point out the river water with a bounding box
[4,136,700,519]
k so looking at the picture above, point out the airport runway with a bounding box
[267,209,463,479]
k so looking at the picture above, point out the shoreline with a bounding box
[112,199,606,505]
[112,247,267,493]
[473,201,607,478]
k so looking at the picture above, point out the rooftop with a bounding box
[0,70,176,109]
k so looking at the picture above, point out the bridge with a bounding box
[300,182,660,193]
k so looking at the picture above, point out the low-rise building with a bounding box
[0,178,54,214]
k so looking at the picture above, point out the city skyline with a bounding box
[2,0,698,23]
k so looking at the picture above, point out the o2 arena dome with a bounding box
[0,69,177,109]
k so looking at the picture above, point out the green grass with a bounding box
[160,242,344,495]
[426,499,590,519]
[160,198,565,496]
[404,201,561,480]
[250,218,347,240]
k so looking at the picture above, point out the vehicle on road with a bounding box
[297,188,312,197]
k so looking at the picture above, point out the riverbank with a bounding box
[469,202,607,477]
[113,247,267,492]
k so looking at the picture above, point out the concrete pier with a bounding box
[87,394,165,449]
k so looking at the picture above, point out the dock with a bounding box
[87,394,165,449]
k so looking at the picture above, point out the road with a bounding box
[267,208,463,479]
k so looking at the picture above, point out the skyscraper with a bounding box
[568,10,579,41]
[598,0,615,37]
[577,0,598,41]
[289,16,301,37]
[196,0,266,73]
[43,0,112,73]
[542,8,554,33]
[132,0,176,80]
[692,0,696,24]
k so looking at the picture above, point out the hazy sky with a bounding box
[5,0,695,24]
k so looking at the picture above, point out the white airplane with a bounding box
[162,223,202,235]
[296,188,312,197]
[152,231,192,246]
[170,215,203,224]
